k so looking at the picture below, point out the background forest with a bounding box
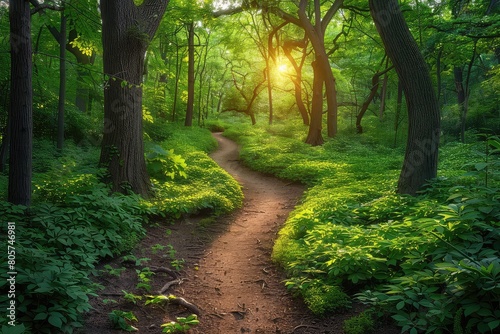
[0,0,499,333]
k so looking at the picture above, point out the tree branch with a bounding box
[30,0,63,15]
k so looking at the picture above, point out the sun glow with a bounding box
[278,63,288,73]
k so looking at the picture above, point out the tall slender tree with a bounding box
[370,0,440,195]
[99,0,169,196]
[9,0,33,206]
[263,0,343,145]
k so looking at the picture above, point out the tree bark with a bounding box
[305,60,324,146]
[454,66,466,142]
[9,0,33,206]
[283,40,309,125]
[99,0,168,196]
[370,0,440,195]
[356,72,381,134]
[185,21,195,127]
[57,12,66,151]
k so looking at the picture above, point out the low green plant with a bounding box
[108,310,138,332]
[145,294,170,306]
[136,268,154,291]
[343,311,375,334]
[151,243,166,254]
[286,278,351,316]
[146,145,187,181]
[122,290,143,305]
[166,244,185,270]
[121,254,150,266]
[102,264,126,277]
[161,314,199,333]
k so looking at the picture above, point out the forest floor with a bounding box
[83,133,400,334]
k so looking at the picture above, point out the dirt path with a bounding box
[84,133,399,333]
[178,133,307,333]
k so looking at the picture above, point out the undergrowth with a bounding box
[219,114,500,334]
[0,124,242,333]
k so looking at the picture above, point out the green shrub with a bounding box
[343,311,375,334]
[302,283,351,315]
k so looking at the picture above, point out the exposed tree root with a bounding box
[158,279,182,294]
[168,295,201,315]
[293,324,320,332]
[150,266,179,279]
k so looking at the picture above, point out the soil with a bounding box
[82,133,400,334]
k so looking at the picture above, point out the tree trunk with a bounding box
[298,0,338,140]
[283,43,309,125]
[266,63,273,125]
[305,60,324,146]
[370,0,440,196]
[57,12,66,151]
[356,72,381,134]
[394,80,403,147]
[99,0,168,196]
[379,65,388,120]
[48,26,95,112]
[172,35,182,122]
[185,21,195,127]
[9,0,33,206]
[454,66,466,142]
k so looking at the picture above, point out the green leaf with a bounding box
[475,162,488,171]
[396,301,405,310]
[392,314,408,323]
[48,314,64,328]
[1,324,26,334]
[489,320,500,331]
[33,312,48,321]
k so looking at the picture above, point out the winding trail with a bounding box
[84,133,399,333]
[179,133,306,333]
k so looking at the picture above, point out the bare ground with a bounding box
[82,133,399,334]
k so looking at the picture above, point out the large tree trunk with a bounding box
[9,0,33,206]
[99,0,168,196]
[305,60,324,146]
[370,0,440,196]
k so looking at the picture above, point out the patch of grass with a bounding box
[343,311,375,334]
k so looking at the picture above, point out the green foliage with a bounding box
[220,119,500,333]
[302,281,351,315]
[146,145,187,181]
[343,311,375,334]
[152,150,243,217]
[122,290,143,305]
[135,267,155,292]
[108,310,138,332]
[0,187,149,333]
[0,123,242,332]
[161,314,199,333]
[102,265,126,277]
